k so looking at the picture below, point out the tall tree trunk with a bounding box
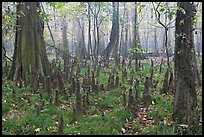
[113,2,120,66]
[164,2,170,67]
[102,2,119,66]
[123,7,129,57]
[77,18,87,60]
[173,2,198,127]
[8,3,19,80]
[62,15,69,83]
[96,16,100,62]
[119,3,125,57]
[154,17,158,53]
[11,2,49,86]
[133,2,141,71]
[87,2,93,60]
[92,4,97,62]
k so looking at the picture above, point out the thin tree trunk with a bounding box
[114,2,120,66]
[62,15,69,83]
[87,2,93,60]
[133,2,140,71]
[8,3,19,80]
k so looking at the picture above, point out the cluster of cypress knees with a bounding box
[13,57,174,134]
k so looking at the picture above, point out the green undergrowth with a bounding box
[2,61,202,135]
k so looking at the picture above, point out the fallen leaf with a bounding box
[121,128,126,134]
[35,128,41,132]
[151,100,155,105]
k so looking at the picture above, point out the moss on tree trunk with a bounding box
[10,2,49,86]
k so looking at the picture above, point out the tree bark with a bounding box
[119,3,125,57]
[8,3,19,80]
[77,18,87,60]
[133,2,141,71]
[173,2,198,127]
[113,2,120,66]
[87,2,93,60]
[11,2,49,86]
[102,2,119,65]
[61,15,69,83]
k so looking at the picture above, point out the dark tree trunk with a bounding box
[11,2,49,86]
[102,2,119,65]
[173,2,198,127]
[8,3,19,80]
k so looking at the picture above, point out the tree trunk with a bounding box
[77,18,87,60]
[123,7,129,57]
[62,15,69,83]
[119,3,125,57]
[87,2,93,60]
[96,16,100,63]
[173,2,198,127]
[11,2,49,86]
[102,2,119,65]
[133,2,141,71]
[8,3,19,80]
[113,2,120,66]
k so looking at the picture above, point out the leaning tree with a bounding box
[8,2,49,86]
[173,2,198,127]
[102,2,119,67]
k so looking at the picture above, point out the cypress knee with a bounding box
[128,87,134,112]
[45,76,52,99]
[115,72,119,87]
[57,70,64,92]
[161,68,169,94]
[55,90,60,108]
[76,79,82,115]
[143,77,152,109]
[58,111,64,135]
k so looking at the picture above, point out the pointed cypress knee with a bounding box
[58,111,64,135]
[101,84,105,92]
[128,87,134,113]
[57,70,65,92]
[55,90,60,108]
[91,71,95,92]
[143,77,152,109]
[134,80,140,115]
[107,73,111,90]
[161,68,169,94]
[49,95,52,106]
[13,87,16,98]
[76,79,82,115]
[45,76,52,99]
[123,92,126,107]
[86,91,90,106]
[111,74,114,89]
[71,76,76,95]
[82,95,86,114]
[115,72,119,87]
[95,80,99,94]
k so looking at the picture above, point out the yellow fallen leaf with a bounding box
[35,128,41,132]
[151,101,155,105]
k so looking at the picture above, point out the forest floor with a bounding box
[2,59,202,135]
